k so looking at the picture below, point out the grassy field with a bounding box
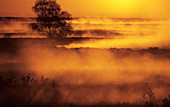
[0,38,170,107]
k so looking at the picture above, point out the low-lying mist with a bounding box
[0,40,169,104]
[0,18,170,104]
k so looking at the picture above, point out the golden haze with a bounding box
[0,0,169,18]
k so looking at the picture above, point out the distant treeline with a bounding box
[0,17,161,22]
[0,17,36,21]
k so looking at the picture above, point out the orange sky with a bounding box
[0,0,169,18]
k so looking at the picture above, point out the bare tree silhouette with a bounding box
[30,0,73,38]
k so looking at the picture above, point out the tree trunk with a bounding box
[48,27,52,38]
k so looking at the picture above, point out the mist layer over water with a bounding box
[1,17,170,48]
[0,17,165,40]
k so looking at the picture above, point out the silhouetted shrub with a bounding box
[143,82,156,106]
[0,73,61,107]
[162,95,170,107]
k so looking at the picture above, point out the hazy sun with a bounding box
[105,0,139,15]
[114,0,137,7]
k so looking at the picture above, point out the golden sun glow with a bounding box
[0,0,169,18]
[107,0,137,10]
[57,0,169,18]
[104,0,138,16]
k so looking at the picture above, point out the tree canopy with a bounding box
[30,0,73,38]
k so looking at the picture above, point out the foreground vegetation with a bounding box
[0,73,170,107]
